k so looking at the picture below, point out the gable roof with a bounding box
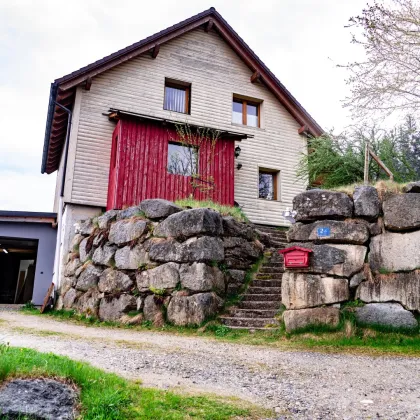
[41,7,323,174]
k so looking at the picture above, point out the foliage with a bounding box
[298,121,419,188]
[0,347,257,419]
[342,0,420,121]
[175,198,249,222]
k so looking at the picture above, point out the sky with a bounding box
[0,0,367,212]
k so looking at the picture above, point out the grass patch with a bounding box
[0,345,265,419]
[175,199,248,223]
[19,307,420,356]
[331,180,408,198]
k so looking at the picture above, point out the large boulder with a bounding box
[369,230,420,272]
[92,244,117,266]
[62,288,81,309]
[75,264,102,292]
[116,205,141,220]
[140,199,182,219]
[75,288,103,317]
[75,218,95,236]
[353,186,380,220]
[63,258,82,277]
[109,219,148,245]
[222,216,255,240]
[404,181,420,193]
[357,271,420,311]
[79,237,94,263]
[97,210,118,229]
[282,272,349,309]
[283,307,340,332]
[114,245,150,270]
[149,236,224,263]
[143,295,163,321]
[179,263,225,294]
[287,220,369,245]
[98,294,136,321]
[383,194,420,231]
[355,303,418,330]
[70,234,84,251]
[136,263,180,292]
[98,268,133,293]
[167,292,223,326]
[154,208,223,239]
[293,190,353,222]
[288,242,367,278]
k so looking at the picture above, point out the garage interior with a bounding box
[0,237,38,304]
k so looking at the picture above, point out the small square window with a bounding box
[232,97,260,127]
[259,169,279,200]
[164,79,190,114]
[167,142,198,176]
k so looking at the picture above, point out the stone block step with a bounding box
[242,293,282,302]
[255,274,283,281]
[239,301,282,310]
[221,316,280,329]
[259,266,284,274]
[252,279,282,288]
[232,309,278,318]
[247,286,282,294]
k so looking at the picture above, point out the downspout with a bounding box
[52,103,72,293]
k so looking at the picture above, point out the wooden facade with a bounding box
[107,118,235,209]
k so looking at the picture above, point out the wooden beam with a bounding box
[250,71,260,83]
[205,19,214,32]
[84,77,92,91]
[298,125,308,135]
[368,147,394,180]
[151,44,160,58]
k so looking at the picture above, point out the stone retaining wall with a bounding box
[282,183,420,332]
[57,199,263,326]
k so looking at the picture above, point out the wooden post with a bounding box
[364,140,370,185]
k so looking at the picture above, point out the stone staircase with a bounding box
[220,225,288,329]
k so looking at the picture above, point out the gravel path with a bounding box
[0,311,419,419]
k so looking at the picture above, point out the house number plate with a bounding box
[317,227,331,237]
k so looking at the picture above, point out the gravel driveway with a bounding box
[0,311,419,419]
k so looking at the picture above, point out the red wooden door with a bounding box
[106,123,120,210]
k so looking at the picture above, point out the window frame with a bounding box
[232,97,260,128]
[258,168,280,201]
[163,79,191,114]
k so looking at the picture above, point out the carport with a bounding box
[0,212,57,306]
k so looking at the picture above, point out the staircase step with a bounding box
[247,286,282,294]
[255,274,283,281]
[232,309,278,318]
[242,293,282,302]
[239,301,282,309]
[253,279,282,288]
[259,266,284,274]
[221,317,280,329]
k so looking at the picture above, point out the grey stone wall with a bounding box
[282,184,420,332]
[57,199,263,326]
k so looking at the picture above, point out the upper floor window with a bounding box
[164,79,191,114]
[232,97,260,127]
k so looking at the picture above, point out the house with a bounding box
[0,211,57,305]
[41,7,322,286]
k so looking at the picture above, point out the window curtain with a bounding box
[164,87,186,113]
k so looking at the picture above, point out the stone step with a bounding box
[252,279,282,288]
[231,309,278,318]
[261,262,284,268]
[255,274,283,280]
[239,300,282,310]
[221,317,280,329]
[242,293,282,302]
[247,286,282,294]
[259,266,284,274]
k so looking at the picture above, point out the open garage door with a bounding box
[0,237,38,304]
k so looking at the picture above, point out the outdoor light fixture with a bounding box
[282,208,297,224]
[235,146,241,158]
[3,249,8,254]
[236,163,243,170]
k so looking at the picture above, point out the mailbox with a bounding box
[279,246,312,268]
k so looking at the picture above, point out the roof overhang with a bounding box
[0,211,57,226]
[107,108,253,141]
[41,7,323,174]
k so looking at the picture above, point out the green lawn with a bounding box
[0,344,266,419]
[21,307,420,357]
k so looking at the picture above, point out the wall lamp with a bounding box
[235,146,241,158]
[236,163,243,170]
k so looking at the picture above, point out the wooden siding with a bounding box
[107,119,235,209]
[68,27,307,226]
